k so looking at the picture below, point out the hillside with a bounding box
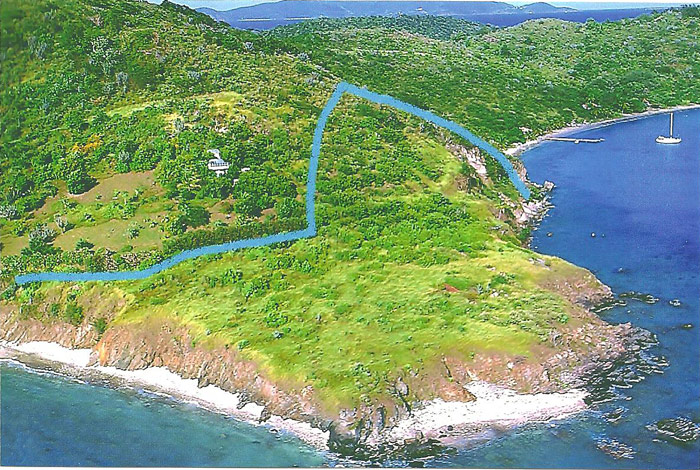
[1,0,697,456]
[269,9,700,146]
[0,0,329,273]
[268,15,494,41]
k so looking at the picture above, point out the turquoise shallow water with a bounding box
[2,109,699,467]
[0,362,326,467]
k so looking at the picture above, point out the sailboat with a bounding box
[656,112,682,144]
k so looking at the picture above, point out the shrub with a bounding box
[0,204,19,220]
[63,301,84,325]
[75,238,94,251]
[49,303,61,318]
[54,214,72,233]
[28,224,57,254]
[125,222,142,239]
[275,198,304,219]
[92,317,108,335]
[181,203,210,228]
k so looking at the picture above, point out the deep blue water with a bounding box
[426,109,700,468]
[2,109,699,467]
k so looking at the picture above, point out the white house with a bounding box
[207,149,230,176]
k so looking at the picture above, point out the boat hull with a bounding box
[656,135,682,144]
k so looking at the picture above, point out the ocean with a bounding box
[2,109,699,467]
[0,361,326,466]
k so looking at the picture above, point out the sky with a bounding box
[156,0,690,12]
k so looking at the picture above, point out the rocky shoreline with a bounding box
[0,342,331,449]
[0,299,655,461]
[0,206,656,460]
[0,339,588,459]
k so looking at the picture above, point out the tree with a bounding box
[88,36,120,76]
[234,193,262,218]
[75,238,94,251]
[27,224,57,254]
[275,198,303,219]
[63,301,84,325]
[181,203,210,228]
[62,153,96,194]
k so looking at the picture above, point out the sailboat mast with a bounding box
[670,112,674,136]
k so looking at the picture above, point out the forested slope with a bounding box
[1,0,332,273]
[270,9,700,146]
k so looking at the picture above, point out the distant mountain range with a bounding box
[197,1,573,22]
[196,1,664,30]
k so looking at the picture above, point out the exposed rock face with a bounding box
[447,143,488,180]
[440,319,650,395]
[0,311,98,349]
[541,271,614,310]
[92,321,328,431]
[446,140,555,230]
[1,291,652,459]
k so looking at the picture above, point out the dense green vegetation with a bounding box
[2,0,699,412]
[269,14,494,41]
[3,2,699,277]
[7,95,593,410]
[270,10,700,146]
[1,0,328,273]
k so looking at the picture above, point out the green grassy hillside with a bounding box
[0,0,329,272]
[5,94,601,413]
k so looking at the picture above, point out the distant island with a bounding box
[196,0,663,29]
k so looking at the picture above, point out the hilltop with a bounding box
[267,15,494,41]
[2,0,699,456]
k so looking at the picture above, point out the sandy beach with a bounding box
[506,104,700,157]
[2,340,590,452]
[387,382,587,443]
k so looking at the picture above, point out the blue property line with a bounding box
[15,81,529,285]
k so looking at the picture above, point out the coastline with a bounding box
[2,104,681,461]
[0,341,331,451]
[505,104,700,157]
[0,340,589,454]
